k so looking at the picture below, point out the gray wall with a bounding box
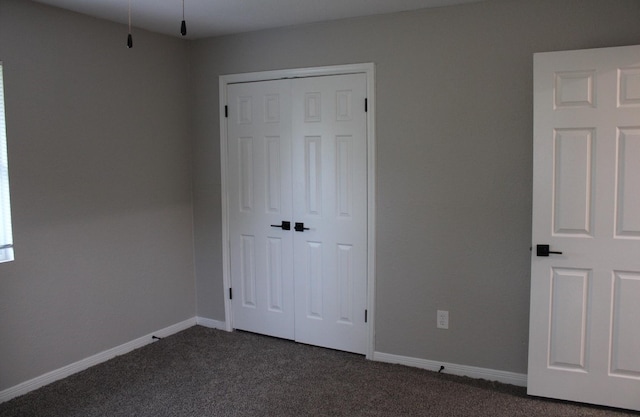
[0,0,195,390]
[2,0,640,392]
[191,0,640,374]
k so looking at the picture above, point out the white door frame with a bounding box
[219,63,376,359]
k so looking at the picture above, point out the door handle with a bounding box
[294,222,310,232]
[270,221,291,231]
[536,244,562,257]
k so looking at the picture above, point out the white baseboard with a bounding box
[373,351,527,387]
[195,316,227,330]
[0,317,197,404]
[1,319,526,404]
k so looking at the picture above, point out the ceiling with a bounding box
[32,0,485,39]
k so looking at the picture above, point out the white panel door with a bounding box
[529,45,640,411]
[227,79,295,340]
[292,74,368,354]
[226,73,368,355]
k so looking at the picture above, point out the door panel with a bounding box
[292,74,368,354]
[548,267,590,370]
[616,128,640,237]
[227,79,295,340]
[552,128,594,236]
[529,45,640,411]
[611,271,640,378]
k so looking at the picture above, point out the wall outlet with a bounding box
[437,310,449,329]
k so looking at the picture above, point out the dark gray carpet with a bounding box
[1,326,638,416]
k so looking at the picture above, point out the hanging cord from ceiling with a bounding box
[127,0,133,48]
[127,0,187,46]
[181,0,187,36]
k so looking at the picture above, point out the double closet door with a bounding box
[226,73,368,355]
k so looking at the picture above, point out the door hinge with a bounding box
[229,287,233,300]
[225,105,228,118]
[365,309,368,323]
[364,98,368,113]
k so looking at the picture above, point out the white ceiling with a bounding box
[33,0,485,39]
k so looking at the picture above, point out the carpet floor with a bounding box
[1,326,638,416]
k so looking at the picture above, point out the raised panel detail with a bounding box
[237,96,252,124]
[336,90,353,121]
[610,271,640,379]
[336,136,352,218]
[267,238,283,312]
[264,94,280,123]
[554,70,595,109]
[618,67,640,107]
[238,137,254,212]
[305,136,322,216]
[553,129,594,236]
[304,92,321,122]
[337,244,353,324]
[306,242,323,319]
[266,136,281,213]
[615,128,640,238]
[240,235,256,308]
[549,268,591,371]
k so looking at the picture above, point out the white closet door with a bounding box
[292,74,368,354]
[226,73,369,355]
[227,79,295,340]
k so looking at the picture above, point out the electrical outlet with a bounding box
[437,310,449,329]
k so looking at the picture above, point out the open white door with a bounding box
[529,45,640,411]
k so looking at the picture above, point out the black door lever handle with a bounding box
[294,222,310,232]
[536,244,562,257]
[271,221,291,231]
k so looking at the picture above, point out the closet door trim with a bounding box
[219,63,376,359]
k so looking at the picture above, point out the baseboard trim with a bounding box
[1,320,527,404]
[373,351,527,387]
[0,317,196,404]
[195,317,227,330]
